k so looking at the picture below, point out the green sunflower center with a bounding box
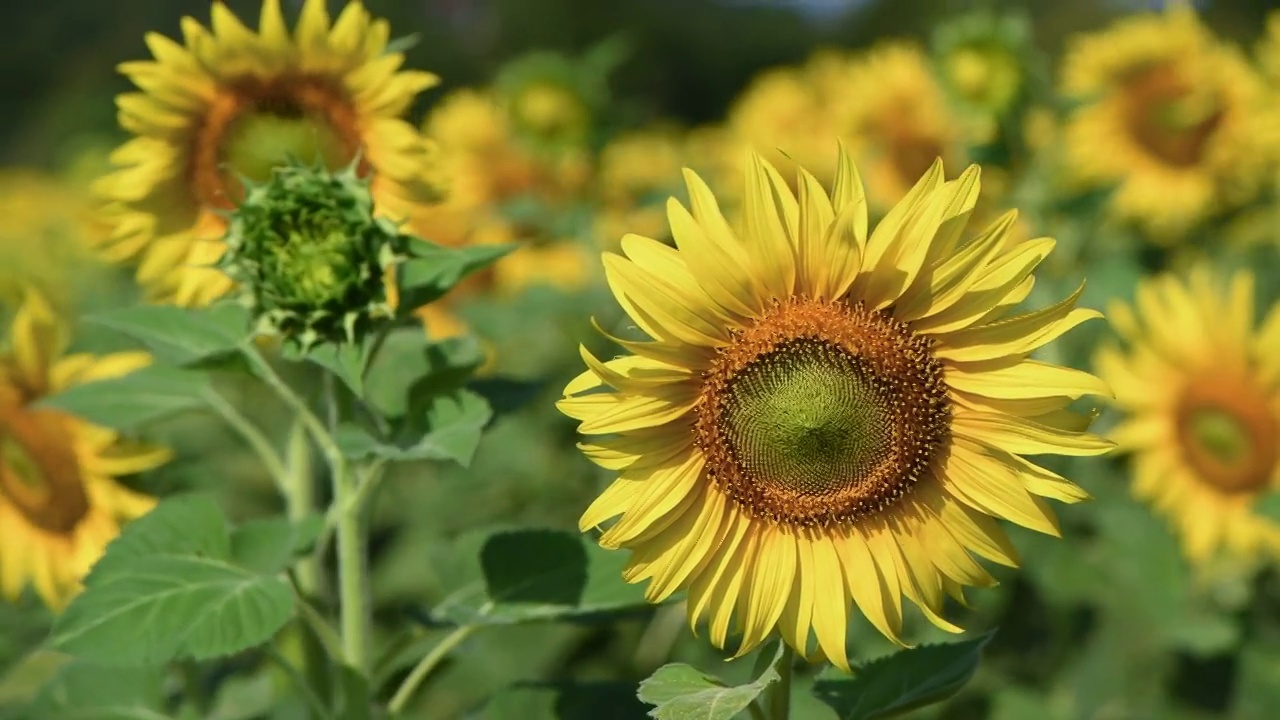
[1188,407,1252,467]
[223,113,348,186]
[0,404,90,534]
[723,340,892,498]
[695,298,951,527]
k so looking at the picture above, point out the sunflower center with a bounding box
[1120,63,1223,168]
[723,340,892,497]
[0,401,90,535]
[1176,377,1278,495]
[192,76,364,210]
[696,298,951,527]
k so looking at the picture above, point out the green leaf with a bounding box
[50,495,296,667]
[812,633,994,720]
[37,365,211,430]
[285,339,371,396]
[86,494,231,583]
[434,528,658,625]
[637,644,782,720]
[50,555,294,666]
[89,302,250,367]
[229,514,324,575]
[395,241,515,316]
[365,333,485,417]
[337,388,492,466]
[25,659,168,720]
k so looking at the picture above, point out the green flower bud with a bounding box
[219,160,408,350]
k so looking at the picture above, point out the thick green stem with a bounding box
[387,625,478,714]
[766,645,794,720]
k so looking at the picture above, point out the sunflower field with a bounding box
[2,0,1280,718]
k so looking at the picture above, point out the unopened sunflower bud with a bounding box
[219,161,408,350]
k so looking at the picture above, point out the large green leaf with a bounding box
[37,365,211,430]
[229,514,324,575]
[637,644,782,720]
[49,496,296,667]
[395,241,514,316]
[433,528,657,625]
[89,303,250,367]
[811,633,993,720]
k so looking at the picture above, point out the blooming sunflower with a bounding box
[94,0,443,306]
[0,291,168,609]
[1060,9,1279,240]
[559,147,1111,667]
[1096,270,1280,564]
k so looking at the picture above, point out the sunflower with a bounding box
[836,44,969,212]
[93,0,443,307]
[594,129,689,246]
[1259,12,1280,85]
[1096,270,1280,564]
[559,147,1111,667]
[0,291,169,609]
[1060,9,1279,240]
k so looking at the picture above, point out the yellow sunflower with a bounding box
[559,147,1111,667]
[838,44,968,212]
[1258,12,1280,85]
[1060,9,1280,240]
[594,129,689,246]
[94,0,443,307]
[1096,270,1280,564]
[0,291,169,609]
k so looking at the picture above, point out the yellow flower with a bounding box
[94,0,443,306]
[0,291,169,609]
[1097,270,1280,564]
[0,170,101,309]
[559,147,1110,667]
[725,61,842,187]
[1060,9,1279,240]
[838,44,967,211]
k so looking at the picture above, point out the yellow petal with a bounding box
[734,527,797,658]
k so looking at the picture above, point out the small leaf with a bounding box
[364,332,484,416]
[37,365,211,430]
[637,644,782,720]
[229,514,324,575]
[812,633,994,720]
[50,555,294,666]
[337,389,492,467]
[433,528,657,626]
[285,339,371,396]
[86,494,231,583]
[25,659,167,720]
[395,241,515,316]
[89,303,250,367]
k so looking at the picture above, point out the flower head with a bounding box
[560,146,1110,667]
[220,161,407,349]
[0,291,168,609]
[1097,269,1280,564]
[94,0,443,306]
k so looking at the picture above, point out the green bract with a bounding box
[219,160,409,350]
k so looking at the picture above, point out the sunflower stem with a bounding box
[203,388,290,492]
[766,644,794,720]
[387,625,478,714]
[284,418,320,595]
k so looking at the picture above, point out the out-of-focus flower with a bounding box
[724,60,841,187]
[838,43,968,211]
[932,11,1041,148]
[1060,9,1280,240]
[594,129,688,246]
[0,170,100,310]
[1097,270,1280,565]
[0,291,168,610]
[560,149,1109,667]
[93,0,443,306]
